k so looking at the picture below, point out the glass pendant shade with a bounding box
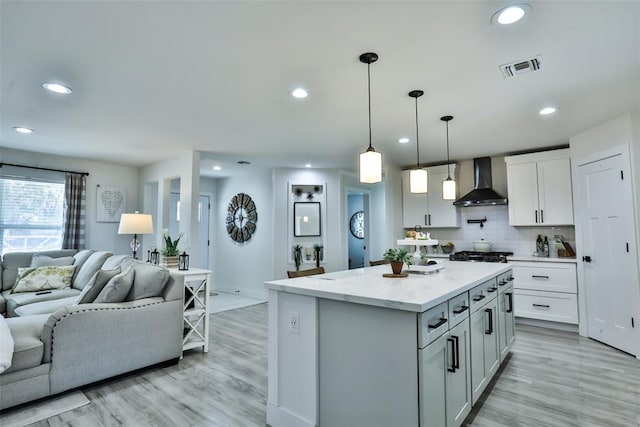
[443,176,456,200]
[359,148,383,184]
[410,168,428,193]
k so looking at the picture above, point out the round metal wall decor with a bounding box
[226,193,257,243]
[350,210,364,239]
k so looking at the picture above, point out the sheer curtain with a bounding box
[62,173,86,249]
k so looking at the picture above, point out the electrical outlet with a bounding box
[289,311,300,334]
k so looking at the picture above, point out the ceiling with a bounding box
[1,1,639,178]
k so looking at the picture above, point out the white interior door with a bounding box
[578,153,639,355]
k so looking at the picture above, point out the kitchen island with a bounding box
[265,261,515,427]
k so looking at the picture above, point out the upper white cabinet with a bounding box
[505,149,574,226]
[402,164,460,228]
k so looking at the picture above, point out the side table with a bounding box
[170,268,212,354]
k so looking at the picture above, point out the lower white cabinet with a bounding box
[470,296,499,404]
[446,319,472,427]
[498,284,516,362]
[419,331,449,427]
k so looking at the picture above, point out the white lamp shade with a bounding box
[359,150,383,184]
[410,168,428,193]
[443,177,457,200]
[118,212,154,234]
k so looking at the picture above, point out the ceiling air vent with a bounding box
[500,55,542,79]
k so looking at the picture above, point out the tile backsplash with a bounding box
[416,205,575,257]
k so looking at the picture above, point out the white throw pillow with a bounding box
[11,265,76,293]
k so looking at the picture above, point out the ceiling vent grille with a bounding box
[500,55,542,79]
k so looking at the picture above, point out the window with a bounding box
[0,177,65,255]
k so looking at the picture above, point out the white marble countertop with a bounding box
[264,261,511,313]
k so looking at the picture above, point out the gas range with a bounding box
[449,251,513,263]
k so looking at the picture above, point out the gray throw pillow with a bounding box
[72,250,95,281]
[31,255,75,268]
[129,262,170,300]
[94,267,134,303]
[76,267,122,304]
[72,251,113,290]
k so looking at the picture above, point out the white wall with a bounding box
[0,147,139,253]
[214,168,274,299]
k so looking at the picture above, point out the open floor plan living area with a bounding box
[1,1,639,426]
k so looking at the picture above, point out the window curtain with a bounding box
[62,173,86,249]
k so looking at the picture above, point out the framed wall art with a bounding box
[96,185,127,222]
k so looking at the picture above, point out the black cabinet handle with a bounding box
[453,305,469,314]
[532,275,549,280]
[424,215,428,226]
[473,294,486,302]
[452,335,460,370]
[428,317,447,329]
[487,287,497,293]
[532,303,549,309]
[485,308,494,334]
[582,256,592,263]
[535,210,538,223]
[428,214,431,226]
[541,209,544,223]
[507,276,514,282]
[507,293,513,313]
[447,337,456,372]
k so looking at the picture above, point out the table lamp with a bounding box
[118,211,153,259]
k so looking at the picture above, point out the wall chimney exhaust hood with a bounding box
[453,157,508,206]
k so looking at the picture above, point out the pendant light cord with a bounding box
[415,97,420,168]
[367,63,372,150]
[446,120,451,178]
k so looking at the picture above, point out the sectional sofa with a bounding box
[0,249,184,410]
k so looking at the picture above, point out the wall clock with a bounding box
[350,210,364,239]
[225,193,257,243]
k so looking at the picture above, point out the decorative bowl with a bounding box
[440,244,454,254]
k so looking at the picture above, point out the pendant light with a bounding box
[358,52,383,184]
[409,90,428,193]
[441,115,456,200]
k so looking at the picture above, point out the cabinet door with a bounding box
[498,286,516,362]
[426,169,460,228]
[401,170,429,228]
[446,319,472,427]
[419,331,449,427]
[483,298,500,380]
[469,308,488,404]
[537,158,574,225]
[507,162,539,226]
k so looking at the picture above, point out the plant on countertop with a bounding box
[293,245,303,271]
[383,248,413,265]
[161,229,184,256]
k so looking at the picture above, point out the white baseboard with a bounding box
[516,317,579,333]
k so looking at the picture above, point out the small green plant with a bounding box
[383,248,413,265]
[161,229,184,256]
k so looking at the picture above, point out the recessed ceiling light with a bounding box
[491,4,530,25]
[237,160,251,165]
[213,166,222,171]
[305,164,312,168]
[13,126,34,134]
[42,82,72,94]
[291,88,308,99]
[539,107,557,116]
[398,137,410,144]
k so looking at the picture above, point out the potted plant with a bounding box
[293,245,303,271]
[161,229,184,268]
[313,243,323,268]
[383,248,413,275]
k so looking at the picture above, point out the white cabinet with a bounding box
[402,164,460,228]
[505,149,574,226]
[511,262,578,325]
[469,288,499,404]
[173,268,211,354]
[497,284,516,362]
[419,331,449,427]
[446,319,472,427]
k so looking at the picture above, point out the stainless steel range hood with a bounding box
[453,157,508,206]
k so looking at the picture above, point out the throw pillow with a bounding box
[94,267,134,303]
[76,267,122,304]
[11,265,76,293]
[72,251,113,290]
[31,255,75,268]
[129,262,170,300]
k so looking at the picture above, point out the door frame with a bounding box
[345,186,371,269]
[572,143,640,351]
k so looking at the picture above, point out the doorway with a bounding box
[169,192,211,269]
[347,191,369,269]
[576,148,639,356]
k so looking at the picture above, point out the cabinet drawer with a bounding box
[514,289,578,324]
[497,270,514,293]
[469,277,498,313]
[512,263,576,293]
[448,292,470,327]
[419,301,449,348]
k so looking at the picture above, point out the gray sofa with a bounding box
[0,249,184,410]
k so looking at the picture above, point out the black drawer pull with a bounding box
[473,294,486,302]
[485,308,494,334]
[428,317,447,329]
[453,305,469,314]
[487,287,497,293]
[447,337,456,372]
[507,276,514,282]
[507,293,513,313]
[533,303,550,308]
[532,275,549,279]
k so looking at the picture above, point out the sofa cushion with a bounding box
[72,251,113,290]
[76,267,122,304]
[3,314,49,374]
[31,255,75,268]
[1,250,77,291]
[71,250,94,282]
[0,290,9,314]
[101,255,133,271]
[0,315,13,373]
[14,297,78,317]
[12,266,76,293]
[5,289,82,318]
[94,267,134,303]
[129,262,170,301]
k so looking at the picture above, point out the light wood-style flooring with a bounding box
[15,303,640,426]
